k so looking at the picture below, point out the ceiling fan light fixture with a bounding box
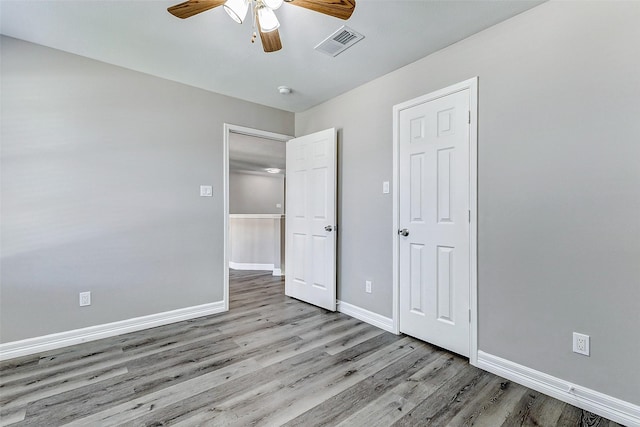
[166,0,357,53]
[223,0,249,24]
[257,6,280,32]
[263,0,283,10]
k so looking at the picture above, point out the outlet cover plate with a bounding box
[79,291,91,307]
[365,280,372,293]
[573,332,590,356]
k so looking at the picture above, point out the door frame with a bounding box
[391,77,479,365]
[223,123,293,312]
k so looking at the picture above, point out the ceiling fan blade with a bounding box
[259,27,282,53]
[287,0,355,20]
[167,0,225,19]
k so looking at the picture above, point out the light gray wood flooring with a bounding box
[0,270,624,426]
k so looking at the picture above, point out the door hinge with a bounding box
[468,210,471,223]
[469,309,471,323]
[468,111,471,124]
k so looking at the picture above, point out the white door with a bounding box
[398,89,471,356]
[285,128,337,311]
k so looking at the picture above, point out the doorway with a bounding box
[392,78,478,364]
[223,124,293,311]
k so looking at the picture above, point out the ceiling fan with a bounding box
[167,0,356,53]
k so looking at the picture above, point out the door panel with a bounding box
[409,243,425,314]
[285,128,337,311]
[399,90,470,357]
[292,233,306,285]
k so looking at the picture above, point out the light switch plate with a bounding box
[200,185,213,197]
[383,181,390,194]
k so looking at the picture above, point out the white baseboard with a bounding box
[229,261,275,271]
[477,351,640,427]
[0,301,226,361]
[337,300,394,333]
[272,268,283,276]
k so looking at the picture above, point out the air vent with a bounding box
[314,25,364,57]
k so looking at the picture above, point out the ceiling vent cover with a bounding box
[315,25,364,57]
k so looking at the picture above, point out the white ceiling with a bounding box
[230,133,286,175]
[0,0,544,113]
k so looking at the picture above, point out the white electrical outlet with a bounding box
[365,280,372,293]
[573,332,590,356]
[200,185,213,197]
[79,291,91,307]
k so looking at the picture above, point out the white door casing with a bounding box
[285,128,337,311]
[223,124,293,312]
[393,78,478,361]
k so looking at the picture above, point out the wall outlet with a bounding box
[382,181,390,194]
[365,280,372,293]
[200,185,213,197]
[276,203,282,208]
[573,332,590,356]
[79,291,91,307]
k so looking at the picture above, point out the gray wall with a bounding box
[229,172,284,215]
[229,217,282,265]
[296,1,640,406]
[0,36,294,343]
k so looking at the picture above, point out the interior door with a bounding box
[399,89,471,357]
[285,128,337,311]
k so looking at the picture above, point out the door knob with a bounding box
[325,225,333,232]
[398,228,409,237]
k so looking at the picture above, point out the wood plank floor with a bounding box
[0,270,624,426]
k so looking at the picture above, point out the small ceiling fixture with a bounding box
[265,168,281,174]
[278,86,292,95]
[167,0,356,53]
